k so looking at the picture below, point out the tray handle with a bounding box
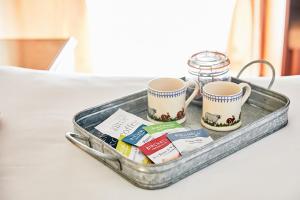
[236,60,275,89]
[65,132,122,170]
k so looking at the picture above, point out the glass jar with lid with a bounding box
[187,51,231,101]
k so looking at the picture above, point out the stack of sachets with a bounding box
[95,109,152,164]
[138,122,186,164]
[95,109,213,164]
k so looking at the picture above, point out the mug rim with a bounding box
[202,81,242,97]
[148,77,186,93]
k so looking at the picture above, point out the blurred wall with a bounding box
[0,0,90,72]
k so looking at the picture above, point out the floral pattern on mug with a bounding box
[148,107,185,122]
[202,112,241,127]
[147,78,199,124]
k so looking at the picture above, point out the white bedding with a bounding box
[0,66,299,200]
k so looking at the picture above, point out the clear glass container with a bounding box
[187,51,231,101]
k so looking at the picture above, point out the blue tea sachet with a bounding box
[122,125,153,147]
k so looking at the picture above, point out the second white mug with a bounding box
[201,81,251,131]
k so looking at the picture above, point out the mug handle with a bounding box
[239,83,252,105]
[185,80,200,109]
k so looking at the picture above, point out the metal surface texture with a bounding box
[66,77,289,189]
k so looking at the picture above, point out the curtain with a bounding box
[227,0,262,76]
[227,0,288,77]
[0,0,289,75]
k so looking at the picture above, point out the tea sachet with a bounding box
[122,121,186,147]
[122,125,153,147]
[95,109,151,139]
[143,121,187,138]
[139,134,180,164]
[116,134,152,164]
[167,129,213,154]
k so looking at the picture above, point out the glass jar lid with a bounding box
[187,51,230,70]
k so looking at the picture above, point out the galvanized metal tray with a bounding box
[66,62,289,189]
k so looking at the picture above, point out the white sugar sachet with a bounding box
[95,109,151,139]
[167,129,213,154]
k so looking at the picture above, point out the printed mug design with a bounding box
[202,112,241,127]
[148,88,186,98]
[147,78,199,124]
[201,81,251,131]
[203,91,242,103]
[148,107,185,122]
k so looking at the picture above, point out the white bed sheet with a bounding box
[0,66,299,200]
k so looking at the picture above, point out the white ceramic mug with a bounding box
[147,78,199,124]
[201,81,251,131]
